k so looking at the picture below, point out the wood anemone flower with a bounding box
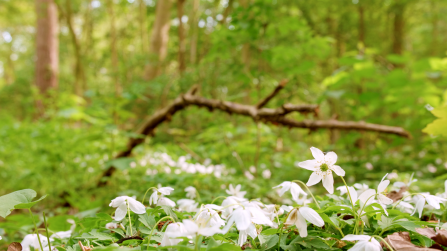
[273,181,307,203]
[342,235,382,251]
[109,196,146,221]
[285,207,324,238]
[298,147,345,194]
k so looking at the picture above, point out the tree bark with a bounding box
[392,2,405,55]
[177,0,186,75]
[145,0,172,80]
[58,0,85,96]
[35,0,58,94]
[107,0,121,95]
[139,0,147,53]
[358,5,365,54]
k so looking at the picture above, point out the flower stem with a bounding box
[373,235,394,251]
[210,196,227,204]
[43,212,52,251]
[28,209,44,251]
[339,176,358,234]
[391,193,423,210]
[126,200,133,236]
[142,187,158,206]
[292,180,321,209]
[146,216,175,251]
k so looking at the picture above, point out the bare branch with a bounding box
[97,84,410,186]
[256,79,288,108]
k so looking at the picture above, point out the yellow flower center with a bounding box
[320,163,329,172]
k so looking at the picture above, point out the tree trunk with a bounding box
[139,0,147,53]
[358,5,365,54]
[177,0,186,75]
[107,0,121,95]
[145,0,172,80]
[189,0,199,64]
[35,0,58,94]
[59,0,85,96]
[392,3,405,55]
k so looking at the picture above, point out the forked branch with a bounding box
[97,83,411,186]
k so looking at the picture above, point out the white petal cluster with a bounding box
[149,187,176,207]
[298,147,345,194]
[225,184,247,198]
[273,181,307,203]
[285,207,324,237]
[21,234,54,251]
[109,196,146,221]
[185,186,197,199]
[412,193,447,218]
[342,235,382,251]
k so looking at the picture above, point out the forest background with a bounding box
[0,0,447,225]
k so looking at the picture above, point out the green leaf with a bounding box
[378,216,394,229]
[105,158,136,171]
[206,237,220,250]
[259,234,279,250]
[160,206,179,222]
[138,214,156,229]
[0,189,47,218]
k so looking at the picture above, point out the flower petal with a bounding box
[325,152,337,165]
[377,180,390,193]
[322,173,334,194]
[342,234,371,241]
[114,203,128,221]
[295,211,308,238]
[348,186,358,205]
[358,189,376,207]
[128,198,146,214]
[306,172,322,187]
[411,197,426,218]
[331,165,345,177]
[378,194,393,205]
[298,160,318,171]
[273,181,291,197]
[290,183,307,202]
[310,147,325,161]
[299,207,324,227]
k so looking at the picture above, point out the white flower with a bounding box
[50,230,72,239]
[394,173,417,189]
[21,234,53,251]
[273,181,307,203]
[358,174,393,216]
[377,174,393,205]
[226,184,247,198]
[262,204,284,222]
[285,207,324,237]
[109,196,146,221]
[298,147,345,194]
[185,186,197,199]
[149,187,174,205]
[396,201,414,214]
[281,205,294,212]
[342,235,382,251]
[177,199,198,212]
[105,222,120,229]
[238,223,257,246]
[221,196,245,218]
[160,222,187,247]
[195,207,225,228]
[157,197,176,207]
[412,193,446,218]
[170,219,222,238]
[338,183,368,195]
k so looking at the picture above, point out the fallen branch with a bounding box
[97,83,411,186]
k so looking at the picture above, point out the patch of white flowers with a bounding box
[11,147,447,251]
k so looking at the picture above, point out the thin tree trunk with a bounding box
[189,0,199,64]
[358,5,365,54]
[392,3,405,55]
[240,0,250,68]
[139,0,147,53]
[177,0,186,75]
[35,0,58,95]
[59,0,85,96]
[145,0,172,80]
[107,0,120,95]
